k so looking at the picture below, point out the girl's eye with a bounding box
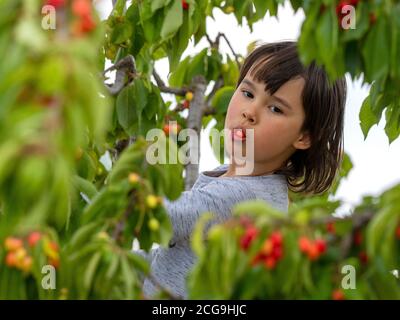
[241,89,283,115]
[241,90,253,99]
[269,105,283,114]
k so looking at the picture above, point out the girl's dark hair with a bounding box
[237,41,346,195]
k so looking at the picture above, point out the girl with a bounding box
[138,41,346,299]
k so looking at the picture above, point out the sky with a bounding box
[97,1,400,214]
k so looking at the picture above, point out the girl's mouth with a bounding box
[231,128,246,141]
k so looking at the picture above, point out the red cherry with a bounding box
[72,0,91,17]
[264,257,276,270]
[5,252,17,267]
[336,2,348,16]
[359,251,368,264]
[38,95,59,108]
[307,243,320,261]
[369,13,377,25]
[49,241,59,252]
[271,246,282,260]
[163,123,181,136]
[298,236,311,253]
[163,124,170,136]
[28,232,42,247]
[315,239,327,254]
[182,100,190,109]
[260,239,273,256]
[45,0,66,8]
[332,289,345,300]
[240,226,259,251]
[49,258,60,269]
[4,237,24,252]
[396,226,400,239]
[182,0,189,10]
[354,231,362,246]
[80,14,96,33]
[270,231,283,247]
[327,222,336,234]
[251,253,263,266]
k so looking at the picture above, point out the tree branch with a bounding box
[104,55,137,95]
[205,76,224,107]
[185,75,207,190]
[206,34,219,50]
[152,69,187,96]
[203,105,216,116]
[218,32,241,70]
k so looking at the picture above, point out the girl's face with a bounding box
[224,73,311,175]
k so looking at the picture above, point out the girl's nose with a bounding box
[242,110,256,124]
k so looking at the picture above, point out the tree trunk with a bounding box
[185,75,207,190]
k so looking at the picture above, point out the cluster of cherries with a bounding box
[4,232,60,274]
[239,218,284,270]
[44,0,97,35]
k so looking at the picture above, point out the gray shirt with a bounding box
[137,164,289,299]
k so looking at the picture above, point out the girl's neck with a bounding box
[219,163,277,178]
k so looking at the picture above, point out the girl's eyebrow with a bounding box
[242,78,293,111]
[271,95,293,111]
[241,79,256,90]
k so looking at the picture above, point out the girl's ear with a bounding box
[293,131,311,150]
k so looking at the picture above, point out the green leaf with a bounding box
[151,0,171,12]
[164,6,190,73]
[105,254,120,279]
[107,143,144,184]
[362,19,389,82]
[390,7,400,79]
[298,4,320,66]
[315,8,338,76]
[126,251,150,274]
[141,9,164,43]
[37,56,66,95]
[111,22,133,45]
[384,103,400,144]
[191,212,214,257]
[84,252,102,291]
[144,91,158,120]
[359,95,377,140]
[67,222,102,251]
[222,55,239,87]
[161,0,183,39]
[186,48,208,82]
[137,0,153,21]
[344,41,362,78]
[253,0,272,19]
[211,86,235,114]
[168,56,190,87]
[206,49,222,81]
[72,175,98,200]
[116,85,138,132]
[120,255,136,299]
[133,78,148,116]
[233,0,252,25]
